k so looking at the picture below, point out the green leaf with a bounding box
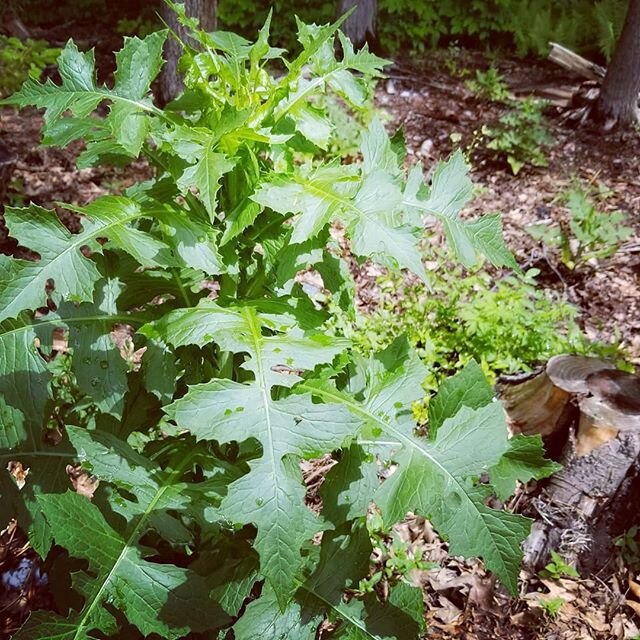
[361,118,402,178]
[405,151,517,269]
[66,426,239,541]
[347,170,426,281]
[462,214,519,270]
[386,582,426,635]
[154,205,227,274]
[176,138,235,222]
[72,196,172,267]
[235,524,422,639]
[220,200,262,245]
[321,443,380,527]
[141,338,179,404]
[2,34,167,158]
[0,278,144,550]
[252,165,355,244]
[489,435,562,501]
[300,525,422,639]
[0,206,100,322]
[0,199,170,322]
[17,426,237,640]
[233,586,318,640]
[429,363,560,500]
[111,32,167,154]
[0,396,29,451]
[43,279,130,417]
[418,150,474,219]
[0,427,72,556]
[160,303,356,605]
[15,492,226,640]
[254,121,428,282]
[277,18,387,142]
[375,406,530,596]
[114,32,166,99]
[302,347,531,596]
[0,313,51,430]
[428,360,495,434]
[0,275,146,435]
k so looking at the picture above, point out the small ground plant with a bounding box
[339,254,615,410]
[0,35,59,98]
[480,97,553,174]
[539,551,580,580]
[538,596,565,619]
[1,7,558,638]
[614,526,640,572]
[466,66,510,102]
[527,184,633,271]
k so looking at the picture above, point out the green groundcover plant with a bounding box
[344,259,618,391]
[0,35,60,98]
[527,183,633,271]
[1,6,559,638]
[480,97,553,175]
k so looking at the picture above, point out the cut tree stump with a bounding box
[498,356,640,573]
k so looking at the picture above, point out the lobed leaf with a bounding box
[302,355,535,596]
[404,151,517,269]
[159,303,356,605]
[14,491,227,640]
[1,33,167,158]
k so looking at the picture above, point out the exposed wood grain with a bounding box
[548,42,606,81]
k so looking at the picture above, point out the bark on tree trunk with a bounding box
[593,0,640,129]
[158,0,217,106]
[0,142,17,254]
[337,0,377,48]
[0,143,15,207]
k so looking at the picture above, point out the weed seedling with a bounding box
[539,551,580,580]
[527,184,633,271]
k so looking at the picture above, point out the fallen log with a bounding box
[547,42,640,127]
[498,355,640,574]
[548,42,606,81]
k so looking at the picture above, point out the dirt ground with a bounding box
[377,51,640,365]
[1,40,639,640]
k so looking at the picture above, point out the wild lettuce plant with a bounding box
[0,6,557,638]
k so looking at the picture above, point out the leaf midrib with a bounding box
[3,209,149,322]
[19,79,166,119]
[72,453,195,640]
[242,308,279,501]
[274,65,348,122]
[298,382,512,577]
[299,586,375,639]
[0,450,71,463]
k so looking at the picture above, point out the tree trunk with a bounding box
[593,0,640,129]
[158,0,217,106]
[337,0,377,48]
[0,143,15,207]
[0,142,16,255]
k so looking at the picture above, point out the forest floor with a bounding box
[372,51,640,365]
[1,39,639,639]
